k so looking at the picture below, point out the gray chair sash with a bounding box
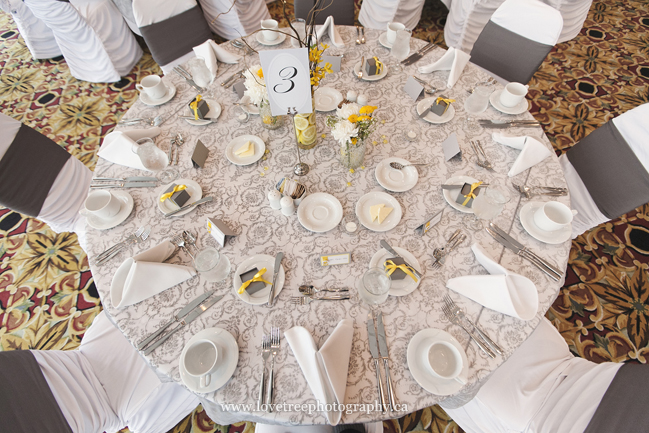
[567,121,649,219]
[0,123,71,217]
[139,5,212,67]
[583,363,649,433]
[294,0,355,26]
[0,350,73,433]
[470,21,553,84]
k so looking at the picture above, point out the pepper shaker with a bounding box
[268,190,282,210]
[280,196,295,216]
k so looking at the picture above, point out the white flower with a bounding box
[331,119,358,145]
[336,103,360,120]
[243,65,268,106]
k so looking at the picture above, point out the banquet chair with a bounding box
[358,0,425,31]
[0,113,91,235]
[132,0,212,74]
[0,0,62,60]
[295,0,354,26]
[198,0,270,40]
[468,0,563,84]
[0,311,200,433]
[541,0,593,42]
[110,0,142,35]
[559,103,649,238]
[444,0,505,53]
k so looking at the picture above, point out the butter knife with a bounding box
[442,183,489,189]
[267,252,283,306]
[172,67,204,93]
[90,182,158,189]
[376,312,398,411]
[164,196,213,218]
[379,240,422,279]
[221,69,244,87]
[94,176,158,182]
[402,42,436,65]
[367,312,388,413]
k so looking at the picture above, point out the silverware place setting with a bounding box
[512,183,568,198]
[431,230,466,270]
[117,115,163,126]
[401,41,436,65]
[469,140,494,171]
[291,293,350,305]
[96,226,151,265]
[90,176,159,189]
[367,311,388,413]
[478,119,541,128]
[298,285,349,296]
[442,300,496,359]
[443,295,503,356]
[413,76,438,95]
[260,327,280,412]
[172,65,205,93]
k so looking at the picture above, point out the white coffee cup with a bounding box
[135,75,167,100]
[499,82,529,108]
[184,339,219,388]
[425,341,467,384]
[533,202,578,232]
[83,190,121,220]
[261,19,279,41]
[386,22,405,45]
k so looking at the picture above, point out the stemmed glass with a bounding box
[389,29,411,73]
[357,267,391,310]
[463,84,493,132]
[131,137,178,183]
[472,185,510,221]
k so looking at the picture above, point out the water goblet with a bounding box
[131,137,178,183]
[390,29,411,73]
[357,267,391,309]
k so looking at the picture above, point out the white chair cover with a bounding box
[541,0,592,42]
[444,0,505,53]
[294,0,354,26]
[359,0,426,31]
[110,0,142,35]
[198,0,270,40]
[1,0,62,59]
[255,422,383,433]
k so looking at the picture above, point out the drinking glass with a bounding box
[390,29,411,73]
[472,186,510,220]
[131,138,178,183]
[187,58,212,88]
[357,267,391,308]
[193,247,231,282]
[463,85,492,131]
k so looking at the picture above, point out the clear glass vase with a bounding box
[295,98,318,150]
[340,139,366,169]
[259,99,284,130]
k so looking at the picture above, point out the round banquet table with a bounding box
[87,27,571,425]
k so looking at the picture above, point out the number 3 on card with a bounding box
[259,48,313,116]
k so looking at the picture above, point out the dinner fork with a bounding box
[172,234,194,259]
[469,140,494,171]
[172,66,204,93]
[291,295,350,305]
[266,327,280,411]
[512,183,567,198]
[431,232,466,270]
[96,226,144,261]
[96,227,151,265]
[441,304,496,358]
[258,335,270,410]
[443,295,503,355]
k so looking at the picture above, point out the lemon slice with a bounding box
[301,134,316,145]
[303,125,316,141]
[294,117,309,131]
[308,113,316,125]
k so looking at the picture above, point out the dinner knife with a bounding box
[90,182,158,189]
[137,290,215,350]
[401,41,436,65]
[221,69,244,87]
[267,252,283,306]
[442,184,489,189]
[172,68,204,93]
[367,313,388,413]
[376,312,398,411]
[179,116,219,121]
[94,176,158,182]
[164,196,213,217]
[380,240,422,280]
[143,294,224,355]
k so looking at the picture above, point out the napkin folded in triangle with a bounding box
[285,319,353,425]
[492,133,552,177]
[98,128,162,171]
[446,243,539,320]
[417,47,471,88]
[315,16,345,48]
[193,39,242,81]
[110,241,196,308]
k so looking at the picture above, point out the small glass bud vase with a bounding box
[294,96,318,150]
[340,138,366,169]
[259,99,284,130]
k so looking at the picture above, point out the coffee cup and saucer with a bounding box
[490,82,529,115]
[407,328,469,396]
[80,190,134,230]
[520,201,576,244]
[137,75,177,106]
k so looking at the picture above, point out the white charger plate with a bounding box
[355,191,403,232]
[140,83,176,106]
[442,175,480,214]
[179,327,238,393]
[407,328,469,396]
[314,86,343,112]
[489,89,529,115]
[378,32,393,48]
[225,135,265,166]
[354,61,388,81]
[156,179,202,217]
[297,193,343,233]
[369,246,422,296]
[417,98,456,124]
[233,254,285,305]
[183,98,222,126]
[85,191,134,230]
[519,201,572,244]
[375,157,419,192]
[256,31,286,46]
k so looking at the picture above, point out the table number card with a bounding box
[415,209,444,235]
[404,76,424,101]
[259,48,312,116]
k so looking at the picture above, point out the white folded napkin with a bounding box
[193,39,241,81]
[98,128,161,170]
[492,133,552,177]
[446,243,539,320]
[285,319,353,425]
[315,16,345,48]
[110,241,196,308]
[417,47,471,88]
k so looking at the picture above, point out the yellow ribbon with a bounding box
[190,95,203,120]
[159,184,187,202]
[461,181,483,206]
[384,260,419,282]
[238,267,272,294]
[372,56,383,75]
[435,96,456,115]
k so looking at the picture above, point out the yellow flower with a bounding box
[351,137,358,144]
[357,115,371,122]
[359,106,377,115]
[323,63,333,74]
[348,114,359,123]
[256,68,264,79]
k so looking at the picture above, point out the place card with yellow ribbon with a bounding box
[238,267,271,295]
[384,258,419,281]
[455,181,484,208]
[160,183,190,208]
[188,95,209,120]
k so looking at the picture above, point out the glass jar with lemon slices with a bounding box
[259,99,284,130]
[293,104,318,150]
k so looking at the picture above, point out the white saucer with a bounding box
[256,31,286,46]
[375,157,418,192]
[297,193,343,233]
[156,179,202,217]
[378,32,393,49]
[417,98,456,124]
[489,89,529,115]
[179,327,239,393]
[407,328,469,396]
[519,201,572,244]
[183,98,222,125]
[225,135,265,166]
[355,191,403,232]
[354,61,388,81]
[233,254,285,305]
[239,96,259,115]
[314,86,343,112]
[85,191,134,230]
[139,83,176,106]
[369,246,422,296]
[442,175,481,214]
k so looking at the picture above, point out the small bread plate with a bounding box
[354,61,388,82]
[225,135,265,166]
[375,157,419,192]
[183,98,222,126]
[156,179,202,217]
[378,32,393,49]
[355,191,403,232]
[489,89,529,115]
[256,31,286,46]
[519,201,572,244]
[369,246,422,296]
[233,254,285,305]
[442,175,480,214]
[84,191,134,230]
[140,82,176,106]
[239,95,259,115]
[297,193,343,233]
[417,97,456,124]
[314,86,343,112]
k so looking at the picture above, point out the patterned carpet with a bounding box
[0,0,647,432]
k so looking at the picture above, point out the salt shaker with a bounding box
[357,94,368,106]
[268,190,282,210]
[346,90,357,102]
[280,196,295,216]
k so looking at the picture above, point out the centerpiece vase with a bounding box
[295,94,318,150]
[259,99,284,130]
[340,138,366,169]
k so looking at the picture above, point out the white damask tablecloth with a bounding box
[87,27,571,425]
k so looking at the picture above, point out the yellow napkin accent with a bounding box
[461,181,483,206]
[238,267,272,294]
[384,260,418,282]
[159,184,187,202]
[190,95,203,120]
[372,57,383,74]
[435,96,455,115]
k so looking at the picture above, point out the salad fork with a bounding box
[172,233,194,259]
[469,140,494,171]
[443,295,503,355]
[431,232,466,270]
[96,226,144,261]
[258,335,270,409]
[266,328,280,411]
[291,295,350,305]
[96,227,151,265]
[442,304,496,358]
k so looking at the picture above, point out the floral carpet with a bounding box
[0,1,648,432]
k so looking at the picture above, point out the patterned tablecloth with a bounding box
[87,27,571,425]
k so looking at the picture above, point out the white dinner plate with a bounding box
[375,157,419,192]
[297,193,343,233]
[233,254,285,305]
[355,191,403,232]
[179,327,239,393]
[369,246,422,296]
[407,328,469,396]
[256,31,286,46]
[239,96,259,115]
[378,32,393,49]
[84,191,134,230]
[225,135,265,166]
[156,179,202,217]
[519,201,572,244]
[442,175,481,214]
[139,83,176,106]
[417,98,456,124]
[489,89,529,115]
[314,86,343,112]
[183,98,222,126]
[353,61,388,81]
